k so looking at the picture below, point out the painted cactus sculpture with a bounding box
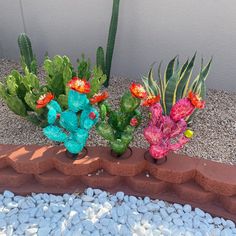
[96,83,144,156]
[144,91,205,160]
[38,78,100,155]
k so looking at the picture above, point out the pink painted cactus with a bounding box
[144,93,205,160]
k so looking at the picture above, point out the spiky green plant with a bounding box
[77,54,91,80]
[142,54,212,123]
[0,55,107,127]
[96,0,120,87]
[18,33,37,74]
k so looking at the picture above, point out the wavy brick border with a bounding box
[0,144,236,222]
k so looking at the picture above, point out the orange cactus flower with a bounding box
[130,83,147,99]
[188,91,205,109]
[142,94,161,106]
[90,91,109,104]
[36,92,54,109]
[67,77,90,94]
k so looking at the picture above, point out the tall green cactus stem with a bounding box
[105,0,120,87]
[18,33,37,74]
[96,47,106,75]
[96,0,120,87]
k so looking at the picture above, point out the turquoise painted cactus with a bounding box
[41,80,99,155]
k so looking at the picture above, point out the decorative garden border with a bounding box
[0,144,235,222]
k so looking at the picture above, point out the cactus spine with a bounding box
[96,0,120,87]
[18,33,37,74]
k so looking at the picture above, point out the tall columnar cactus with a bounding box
[144,91,205,160]
[96,0,120,87]
[96,83,145,156]
[40,87,99,155]
[18,33,37,74]
[142,54,212,124]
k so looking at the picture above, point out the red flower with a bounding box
[130,83,147,99]
[89,112,96,120]
[67,77,90,94]
[188,91,205,109]
[36,92,54,109]
[130,117,138,127]
[90,91,109,104]
[142,94,161,106]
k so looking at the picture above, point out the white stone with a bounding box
[81,195,94,202]
[183,204,192,213]
[146,202,159,211]
[137,205,148,213]
[3,190,14,198]
[98,191,107,199]
[38,227,51,236]
[210,228,221,236]
[158,200,166,208]
[6,208,18,217]
[195,208,205,217]
[42,193,50,202]
[173,218,184,226]
[152,214,162,224]
[193,216,200,228]
[93,189,102,195]
[6,225,14,236]
[226,220,236,228]
[170,212,180,219]
[144,196,150,204]
[63,193,70,201]
[116,191,124,200]
[0,219,6,228]
[213,217,222,225]
[18,212,29,224]
[25,227,38,236]
[173,203,183,210]
[205,213,213,223]
[129,196,137,204]
[160,208,168,218]
[117,206,125,217]
[82,220,95,232]
[166,206,175,214]
[221,228,233,236]
[86,188,94,197]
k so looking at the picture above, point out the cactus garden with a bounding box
[0,1,236,234]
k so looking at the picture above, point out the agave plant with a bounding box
[142,54,212,123]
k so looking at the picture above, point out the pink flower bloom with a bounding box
[170,98,195,122]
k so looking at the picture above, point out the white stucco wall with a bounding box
[0,0,236,91]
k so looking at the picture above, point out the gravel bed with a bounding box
[0,59,235,164]
[0,189,235,236]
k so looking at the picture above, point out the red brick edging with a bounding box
[0,144,236,222]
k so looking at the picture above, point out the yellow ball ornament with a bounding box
[184,129,194,138]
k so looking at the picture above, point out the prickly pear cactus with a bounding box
[96,83,144,156]
[144,91,206,160]
[18,33,37,74]
[42,78,100,155]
